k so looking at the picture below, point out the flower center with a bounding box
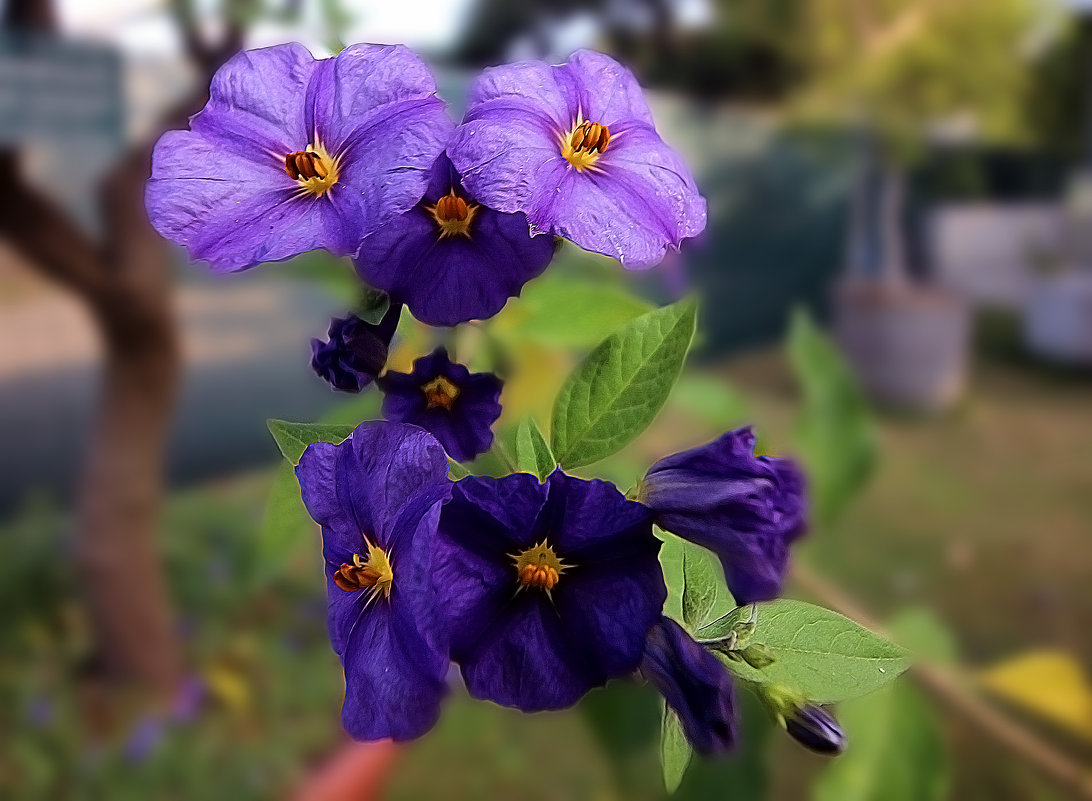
[285,143,339,197]
[333,539,393,599]
[428,190,477,238]
[562,120,611,172]
[512,540,569,592]
[421,375,460,410]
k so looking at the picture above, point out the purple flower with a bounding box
[433,470,666,711]
[354,154,554,326]
[785,704,846,755]
[447,50,706,268]
[641,427,807,604]
[296,422,453,741]
[123,715,165,764]
[641,617,736,754]
[147,43,453,272]
[310,304,401,393]
[378,348,502,462]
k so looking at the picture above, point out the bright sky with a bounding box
[57,0,477,58]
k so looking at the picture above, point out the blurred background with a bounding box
[1,0,1091,798]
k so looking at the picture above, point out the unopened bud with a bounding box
[785,704,846,755]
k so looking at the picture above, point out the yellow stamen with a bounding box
[333,539,393,599]
[512,540,569,592]
[561,119,611,172]
[421,375,460,410]
[284,142,339,197]
[427,190,477,238]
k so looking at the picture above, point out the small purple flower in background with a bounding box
[311,304,402,392]
[296,422,453,741]
[433,470,666,711]
[641,427,807,604]
[641,617,736,754]
[447,50,706,268]
[378,348,502,462]
[123,714,166,764]
[147,43,453,272]
[785,704,846,755]
[354,154,554,326]
[170,675,207,724]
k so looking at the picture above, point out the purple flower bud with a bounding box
[642,427,807,604]
[786,704,846,755]
[310,304,401,393]
[378,347,502,462]
[640,617,736,755]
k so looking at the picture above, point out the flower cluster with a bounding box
[295,420,810,748]
[148,43,706,326]
[147,40,856,770]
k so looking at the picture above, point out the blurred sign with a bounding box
[0,31,122,146]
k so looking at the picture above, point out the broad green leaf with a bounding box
[787,309,877,523]
[813,683,948,801]
[447,459,470,480]
[249,462,315,588]
[681,549,718,629]
[695,605,753,642]
[514,418,556,481]
[552,298,697,468]
[267,420,354,465]
[659,531,735,631]
[718,599,911,702]
[979,650,1092,743]
[660,705,692,794]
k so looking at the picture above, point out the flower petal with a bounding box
[563,50,655,127]
[192,42,315,156]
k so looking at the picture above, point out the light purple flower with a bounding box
[147,43,454,272]
[447,50,706,268]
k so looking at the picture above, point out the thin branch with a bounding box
[791,564,1092,800]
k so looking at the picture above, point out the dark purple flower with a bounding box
[642,427,807,604]
[354,154,554,326]
[170,675,207,724]
[447,50,706,268]
[641,617,736,754]
[310,304,402,393]
[296,422,453,741]
[147,43,453,272]
[433,470,666,711]
[785,704,846,755]
[378,348,502,462]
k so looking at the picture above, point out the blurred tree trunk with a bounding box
[0,0,239,703]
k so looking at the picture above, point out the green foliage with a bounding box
[447,458,471,480]
[681,548,721,630]
[660,706,692,794]
[249,462,315,589]
[707,600,910,703]
[813,616,949,801]
[668,373,750,431]
[787,308,877,524]
[552,298,697,469]
[356,284,391,324]
[657,532,735,630]
[266,420,354,465]
[513,417,556,481]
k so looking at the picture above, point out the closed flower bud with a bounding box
[786,704,846,755]
[310,304,401,393]
[641,427,807,604]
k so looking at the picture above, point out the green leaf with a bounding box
[514,418,556,481]
[491,274,653,348]
[681,549,718,629]
[787,308,877,524]
[552,298,697,469]
[447,459,470,480]
[249,462,315,588]
[660,704,692,794]
[659,531,735,631]
[813,683,948,801]
[714,599,911,703]
[267,420,355,465]
[356,284,391,325]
